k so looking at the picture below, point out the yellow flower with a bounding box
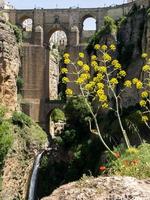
[142,64,150,71]
[141,91,149,98]
[101,45,108,51]
[97,83,104,89]
[132,78,139,84]
[110,78,118,85]
[111,59,119,66]
[142,115,149,122]
[99,66,107,73]
[97,89,104,95]
[80,73,90,80]
[65,88,73,96]
[124,80,132,88]
[94,44,100,50]
[119,70,126,77]
[114,63,121,69]
[64,59,71,64]
[89,81,96,87]
[61,68,68,74]
[91,55,97,61]
[85,81,96,90]
[136,81,143,89]
[62,77,70,84]
[110,44,116,51]
[95,73,104,82]
[139,100,147,107]
[83,64,90,72]
[103,53,112,62]
[93,65,99,72]
[79,52,84,58]
[102,103,109,109]
[98,94,107,102]
[141,53,148,58]
[77,60,84,67]
[63,53,70,59]
[126,147,139,154]
[85,83,93,91]
[76,77,84,84]
[91,61,98,67]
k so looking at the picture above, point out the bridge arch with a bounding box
[79,14,97,43]
[45,25,69,45]
[17,15,34,29]
[45,102,65,136]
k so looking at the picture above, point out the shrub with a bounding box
[0,106,6,124]
[65,96,91,126]
[12,112,32,128]
[117,16,127,28]
[0,121,13,168]
[7,22,22,43]
[50,108,65,122]
[101,143,150,179]
[16,76,24,94]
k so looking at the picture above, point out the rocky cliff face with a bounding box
[1,122,47,200]
[0,16,47,200]
[118,6,150,107]
[0,16,20,114]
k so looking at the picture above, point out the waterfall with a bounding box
[27,151,44,200]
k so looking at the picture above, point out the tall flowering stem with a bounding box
[61,45,132,154]
[134,53,150,129]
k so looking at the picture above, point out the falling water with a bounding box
[27,151,44,200]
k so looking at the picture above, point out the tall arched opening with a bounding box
[48,107,66,139]
[22,17,33,42]
[48,29,68,101]
[80,16,96,44]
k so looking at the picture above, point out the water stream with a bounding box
[27,151,45,200]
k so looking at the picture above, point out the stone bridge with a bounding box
[4,0,148,131]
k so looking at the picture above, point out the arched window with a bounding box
[81,17,96,44]
[22,18,33,32]
[83,17,96,31]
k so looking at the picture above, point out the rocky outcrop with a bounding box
[118,6,149,107]
[0,16,20,114]
[42,176,150,200]
[1,123,47,200]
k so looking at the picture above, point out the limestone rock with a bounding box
[42,176,150,200]
[0,16,20,115]
[118,8,149,107]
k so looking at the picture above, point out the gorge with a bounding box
[0,0,150,199]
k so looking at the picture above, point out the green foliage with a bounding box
[50,108,65,122]
[65,96,91,126]
[12,111,32,128]
[16,76,24,94]
[117,16,127,28]
[87,16,117,53]
[0,106,6,124]
[106,143,150,179]
[7,22,22,43]
[0,121,13,168]
[147,8,150,17]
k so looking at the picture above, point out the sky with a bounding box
[8,0,126,9]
